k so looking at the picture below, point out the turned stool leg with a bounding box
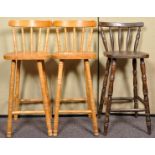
[42,62,52,124]
[98,58,111,118]
[14,60,21,120]
[104,59,116,136]
[84,59,99,136]
[132,58,138,117]
[84,60,92,119]
[7,60,16,137]
[140,58,151,135]
[37,60,52,136]
[53,60,64,136]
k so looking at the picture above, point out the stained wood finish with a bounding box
[12,110,45,115]
[53,20,96,54]
[98,58,111,117]
[111,109,145,112]
[37,60,52,136]
[4,52,51,60]
[20,99,42,104]
[99,22,144,27]
[132,59,138,117]
[4,20,52,137]
[50,52,96,59]
[84,60,92,118]
[14,60,21,120]
[99,22,151,135]
[9,20,52,28]
[53,20,96,27]
[140,58,151,134]
[126,28,131,51]
[61,98,86,103]
[59,110,92,115]
[5,20,52,60]
[53,20,98,136]
[104,51,149,59]
[53,60,64,136]
[7,60,16,137]
[99,22,148,58]
[104,59,116,136]
[84,59,99,135]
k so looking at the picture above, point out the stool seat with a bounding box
[104,51,149,59]
[4,51,51,60]
[51,52,96,59]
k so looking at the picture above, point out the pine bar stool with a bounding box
[98,22,151,135]
[52,20,99,136]
[4,20,52,137]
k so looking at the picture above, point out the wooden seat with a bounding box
[104,51,149,59]
[4,20,53,137]
[52,20,99,136]
[51,52,96,59]
[98,22,151,136]
[4,51,51,60]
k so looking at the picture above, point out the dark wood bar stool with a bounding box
[98,22,151,135]
[52,20,99,136]
[4,20,52,137]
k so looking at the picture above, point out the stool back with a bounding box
[8,20,52,53]
[99,22,144,53]
[53,20,96,53]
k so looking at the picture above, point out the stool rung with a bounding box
[111,108,145,112]
[20,99,43,104]
[61,98,86,103]
[137,96,145,104]
[12,110,45,115]
[59,110,92,115]
[112,97,134,103]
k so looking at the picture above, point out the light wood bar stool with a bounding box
[98,22,151,135]
[52,20,99,136]
[4,20,53,137]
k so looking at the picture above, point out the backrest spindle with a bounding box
[134,27,141,52]
[80,27,85,52]
[44,28,50,52]
[109,27,114,51]
[73,27,76,51]
[37,28,42,51]
[12,28,18,53]
[30,27,33,52]
[21,28,26,52]
[56,28,61,52]
[126,27,131,51]
[87,27,93,51]
[118,27,122,51]
[64,28,68,51]
[100,27,108,52]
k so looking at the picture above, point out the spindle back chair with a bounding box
[99,22,149,58]
[98,22,151,136]
[5,20,52,60]
[4,20,53,137]
[52,20,98,136]
[100,22,143,51]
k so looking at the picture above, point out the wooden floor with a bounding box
[0,115,155,138]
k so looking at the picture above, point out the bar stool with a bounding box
[4,20,52,137]
[98,22,151,135]
[52,20,99,136]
